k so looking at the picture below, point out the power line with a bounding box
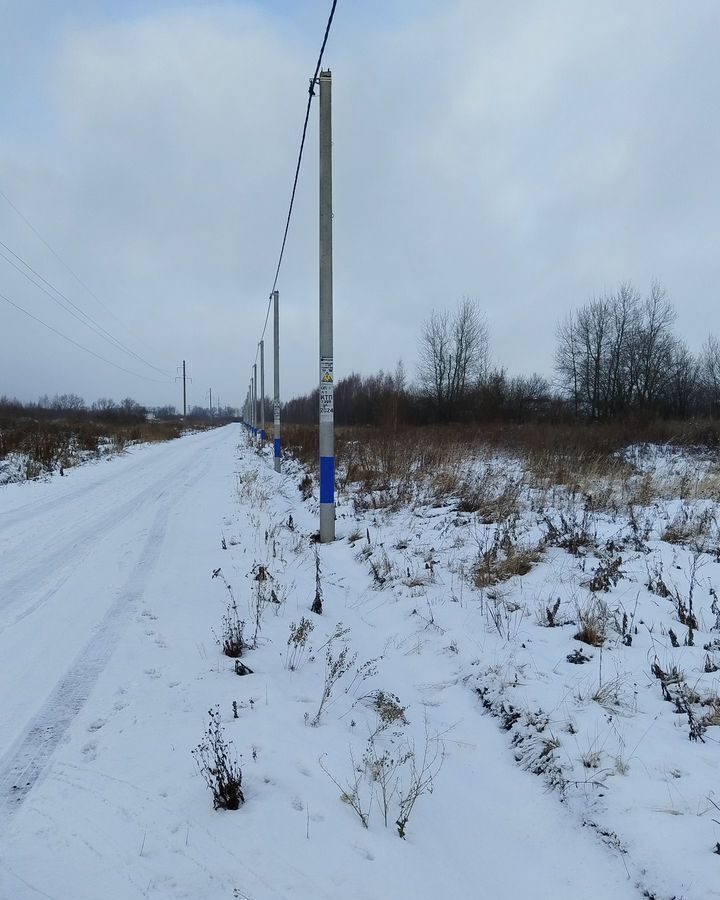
[0,185,174,374]
[0,240,171,377]
[254,0,339,363]
[0,289,173,384]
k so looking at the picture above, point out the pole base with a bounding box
[320,503,335,543]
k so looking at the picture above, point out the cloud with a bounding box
[1,0,719,407]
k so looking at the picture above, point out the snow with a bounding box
[1,424,718,898]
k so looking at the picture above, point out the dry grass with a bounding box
[280,419,720,515]
[473,543,543,589]
[573,598,610,647]
[0,417,190,479]
[700,697,720,727]
[661,505,716,546]
[455,470,522,521]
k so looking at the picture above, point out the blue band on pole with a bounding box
[320,456,335,504]
[274,438,281,459]
[261,430,266,441]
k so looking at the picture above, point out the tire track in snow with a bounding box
[0,425,229,531]
[0,452,211,823]
[0,433,223,623]
[0,429,230,599]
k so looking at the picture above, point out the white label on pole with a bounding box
[320,383,333,422]
[320,357,333,384]
[320,356,334,422]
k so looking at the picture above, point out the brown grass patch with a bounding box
[473,544,543,588]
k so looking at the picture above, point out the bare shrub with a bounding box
[216,599,246,658]
[249,564,274,648]
[192,707,244,810]
[584,554,624,593]
[651,656,685,686]
[310,641,357,727]
[541,506,595,556]
[539,596,577,628]
[646,561,672,598]
[319,750,372,828]
[396,728,445,839]
[285,617,315,671]
[311,546,323,614]
[299,473,314,501]
[212,568,246,658]
[320,718,442,837]
[364,740,410,828]
[357,689,409,738]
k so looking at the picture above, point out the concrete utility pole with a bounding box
[273,289,281,473]
[249,380,253,432]
[252,363,258,438]
[319,69,335,542]
[259,340,266,441]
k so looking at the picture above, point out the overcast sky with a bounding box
[2,0,719,411]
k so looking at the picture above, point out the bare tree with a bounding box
[556,293,620,419]
[51,393,86,412]
[700,334,720,416]
[663,340,700,418]
[92,398,117,414]
[630,281,676,409]
[417,299,488,419]
[555,282,677,419]
[555,311,581,416]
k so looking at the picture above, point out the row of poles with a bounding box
[242,69,335,543]
[243,288,281,473]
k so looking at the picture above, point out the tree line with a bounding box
[282,287,720,426]
[556,282,719,419]
[0,394,238,424]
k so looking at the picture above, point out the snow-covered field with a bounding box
[1,424,719,899]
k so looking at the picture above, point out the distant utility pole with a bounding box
[182,360,187,418]
[207,388,213,419]
[259,339,266,441]
[273,289,281,473]
[175,360,190,418]
[319,69,335,542]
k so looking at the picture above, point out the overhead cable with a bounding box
[254,0,339,363]
[0,240,171,377]
[0,290,173,383]
[0,186,174,375]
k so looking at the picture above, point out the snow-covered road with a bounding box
[0,427,228,811]
[0,426,650,899]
